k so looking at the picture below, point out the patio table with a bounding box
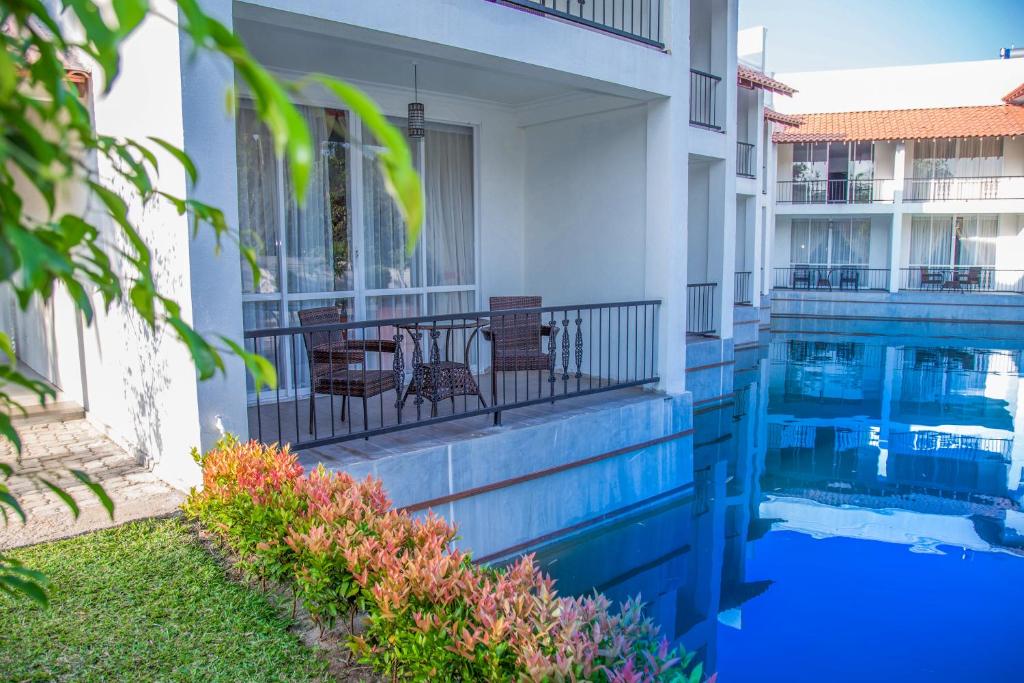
[398,319,489,415]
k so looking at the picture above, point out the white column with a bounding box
[180,0,250,450]
[644,3,690,395]
[888,142,906,293]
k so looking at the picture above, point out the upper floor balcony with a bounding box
[776,178,896,204]
[502,0,666,47]
[903,175,1024,202]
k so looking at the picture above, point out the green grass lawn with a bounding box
[0,517,329,682]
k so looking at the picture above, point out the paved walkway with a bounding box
[0,419,184,549]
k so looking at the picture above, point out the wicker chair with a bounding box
[297,306,397,433]
[483,296,557,406]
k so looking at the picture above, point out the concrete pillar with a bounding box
[180,0,250,449]
[888,142,906,293]
[645,0,690,395]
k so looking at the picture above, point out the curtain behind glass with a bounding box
[363,119,419,291]
[425,125,475,289]
[910,216,954,265]
[959,215,997,266]
[236,104,281,294]
[284,106,336,294]
[829,219,870,265]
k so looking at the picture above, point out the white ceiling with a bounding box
[236,17,592,107]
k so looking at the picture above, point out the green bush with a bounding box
[184,437,707,682]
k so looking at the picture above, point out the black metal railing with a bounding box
[903,176,1024,202]
[900,267,1024,293]
[687,283,717,335]
[243,301,660,449]
[496,0,664,47]
[776,178,894,204]
[734,271,752,304]
[690,69,721,130]
[773,266,890,291]
[736,141,756,178]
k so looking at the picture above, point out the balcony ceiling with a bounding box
[233,9,649,110]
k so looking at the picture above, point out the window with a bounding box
[792,142,875,202]
[912,138,1003,179]
[790,218,870,266]
[235,102,478,397]
[909,215,997,266]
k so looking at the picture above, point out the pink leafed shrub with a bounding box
[184,437,705,682]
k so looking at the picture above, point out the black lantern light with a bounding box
[408,63,424,139]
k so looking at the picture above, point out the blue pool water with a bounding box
[530,331,1024,682]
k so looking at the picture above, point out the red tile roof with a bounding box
[737,65,796,97]
[1003,82,1024,104]
[764,107,803,127]
[771,105,1024,143]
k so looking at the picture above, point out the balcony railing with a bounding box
[900,267,1024,294]
[776,178,895,204]
[734,271,753,304]
[903,176,1024,202]
[687,283,717,335]
[244,300,661,448]
[690,69,721,130]
[498,0,664,47]
[773,266,890,291]
[736,142,756,178]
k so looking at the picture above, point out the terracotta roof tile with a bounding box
[1003,82,1024,104]
[737,64,796,96]
[764,107,803,127]
[772,105,1024,143]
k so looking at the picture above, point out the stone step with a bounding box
[7,400,86,426]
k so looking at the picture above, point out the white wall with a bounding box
[523,106,648,305]
[84,0,204,488]
[775,59,1024,114]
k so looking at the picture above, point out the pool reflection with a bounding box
[527,334,1024,679]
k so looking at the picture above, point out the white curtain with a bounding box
[363,119,417,290]
[236,104,281,295]
[910,216,953,265]
[790,219,829,264]
[958,215,997,266]
[424,125,475,290]
[831,219,870,265]
[284,105,332,295]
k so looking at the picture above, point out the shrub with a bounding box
[184,438,706,682]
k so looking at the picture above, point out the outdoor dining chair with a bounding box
[298,306,397,434]
[483,296,558,406]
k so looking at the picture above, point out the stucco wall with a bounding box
[523,106,648,305]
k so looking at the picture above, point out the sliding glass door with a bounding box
[790,218,870,267]
[236,102,477,397]
[909,215,997,267]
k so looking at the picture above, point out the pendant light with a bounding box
[408,63,425,139]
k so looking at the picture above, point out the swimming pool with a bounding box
[530,331,1024,682]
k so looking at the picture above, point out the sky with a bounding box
[740,0,1024,74]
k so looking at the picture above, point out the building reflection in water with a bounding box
[528,335,1023,676]
[766,338,1024,555]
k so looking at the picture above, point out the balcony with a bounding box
[734,271,753,304]
[689,69,721,130]
[773,267,890,292]
[687,283,717,335]
[736,142,756,178]
[903,176,1024,202]
[777,179,895,204]
[245,300,661,449]
[499,0,665,47]
[900,267,1024,294]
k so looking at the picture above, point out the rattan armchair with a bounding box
[482,296,557,405]
[297,306,398,433]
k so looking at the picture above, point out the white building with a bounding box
[2,1,788,556]
[766,58,1024,324]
